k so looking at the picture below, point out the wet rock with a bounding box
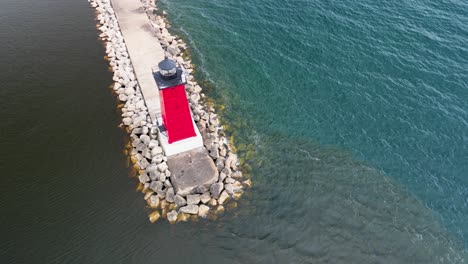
[167,210,178,223]
[148,211,160,223]
[218,190,229,205]
[208,198,217,207]
[231,171,243,179]
[180,204,198,215]
[198,204,210,218]
[148,195,160,208]
[242,179,252,188]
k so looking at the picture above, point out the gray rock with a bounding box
[137,158,149,169]
[209,144,219,159]
[132,127,143,135]
[215,157,225,172]
[156,189,166,199]
[119,93,128,101]
[200,192,211,204]
[231,171,243,178]
[219,172,227,183]
[187,194,201,205]
[149,171,159,181]
[221,167,231,176]
[195,185,208,194]
[198,204,210,218]
[157,162,168,172]
[138,174,150,183]
[219,146,227,157]
[123,117,132,126]
[167,210,178,223]
[151,154,164,164]
[165,187,175,203]
[158,172,166,182]
[225,177,235,184]
[148,139,159,149]
[140,134,151,145]
[164,179,172,188]
[146,164,158,173]
[151,146,163,156]
[210,182,224,198]
[167,46,180,56]
[150,181,163,192]
[218,190,230,205]
[180,204,198,215]
[142,148,152,159]
[132,138,142,148]
[225,183,234,194]
[148,195,159,208]
[174,194,187,207]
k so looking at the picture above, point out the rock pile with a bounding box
[88,0,251,223]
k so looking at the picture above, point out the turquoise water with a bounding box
[161,0,468,257]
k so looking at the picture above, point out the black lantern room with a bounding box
[153,57,186,89]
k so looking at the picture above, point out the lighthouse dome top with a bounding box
[158,58,177,77]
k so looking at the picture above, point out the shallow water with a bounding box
[1,0,467,262]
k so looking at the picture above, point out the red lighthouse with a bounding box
[153,58,196,144]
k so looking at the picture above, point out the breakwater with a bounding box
[88,0,250,223]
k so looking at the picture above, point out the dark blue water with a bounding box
[1,0,468,262]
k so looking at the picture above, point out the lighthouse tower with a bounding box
[153,58,203,156]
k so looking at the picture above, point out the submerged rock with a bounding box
[198,204,210,218]
[218,190,230,205]
[167,210,178,223]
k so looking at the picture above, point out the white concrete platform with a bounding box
[157,117,204,156]
[167,147,218,196]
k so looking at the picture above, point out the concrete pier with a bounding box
[110,0,217,194]
[110,0,163,122]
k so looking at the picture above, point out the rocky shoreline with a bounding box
[88,0,251,223]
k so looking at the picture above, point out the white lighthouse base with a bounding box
[157,117,204,157]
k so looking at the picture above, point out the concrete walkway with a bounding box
[111,0,163,122]
[110,0,218,194]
